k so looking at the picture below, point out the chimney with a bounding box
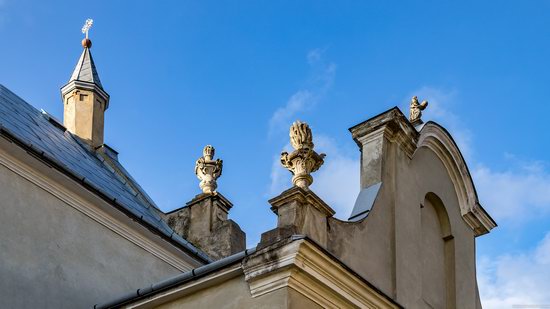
[61,20,109,148]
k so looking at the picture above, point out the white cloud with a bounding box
[310,136,360,218]
[268,135,360,219]
[478,231,550,309]
[269,90,314,136]
[473,161,550,223]
[268,48,336,137]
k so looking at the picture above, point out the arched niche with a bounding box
[417,122,496,236]
[421,192,456,309]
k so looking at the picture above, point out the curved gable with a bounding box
[417,122,496,236]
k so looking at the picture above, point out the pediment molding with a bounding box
[417,122,496,236]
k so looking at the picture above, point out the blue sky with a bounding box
[1,1,550,307]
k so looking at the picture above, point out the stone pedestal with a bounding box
[166,192,245,261]
[259,186,335,248]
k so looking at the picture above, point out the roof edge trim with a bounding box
[417,121,497,236]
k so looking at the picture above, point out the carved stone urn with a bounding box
[280,121,325,190]
[195,145,223,194]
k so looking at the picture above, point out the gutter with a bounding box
[95,247,258,309]
[96,234,403,309]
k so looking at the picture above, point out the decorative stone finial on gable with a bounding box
[195,145,223,194]
[409,96,428,125]
[280,121,326,190]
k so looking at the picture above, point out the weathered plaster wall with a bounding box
[0,163,180,308]
[155,276,323,309]
[166,194,245,261]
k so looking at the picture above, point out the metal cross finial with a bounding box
[81,19,93,39]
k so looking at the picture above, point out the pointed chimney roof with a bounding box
[69,46,103,89]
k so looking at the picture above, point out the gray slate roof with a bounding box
[0,84,211,263]
[69,47,103,89]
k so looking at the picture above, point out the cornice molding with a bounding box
[121,264,243,308]
[243,239,401,309]
[268,186,335,217]
[349,107,419,159]
[0,146,197,271]
[61,80,110,105]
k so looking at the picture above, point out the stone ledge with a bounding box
[269,186,335,218]
[243,237,402,309]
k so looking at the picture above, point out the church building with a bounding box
[0,23,496,308]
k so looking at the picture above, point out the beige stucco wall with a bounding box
[408,147,476,309]
[0,160,181,308]
[327,143,479,308]
[154,275,323,309]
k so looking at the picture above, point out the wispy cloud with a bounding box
[478,231,550,309]
[268,48,336,137]
[269,91,314,136]
[267,48,359,218]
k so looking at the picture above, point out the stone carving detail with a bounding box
[195,145,223,194]
[409,96,428,125]
[280,121,326,190]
